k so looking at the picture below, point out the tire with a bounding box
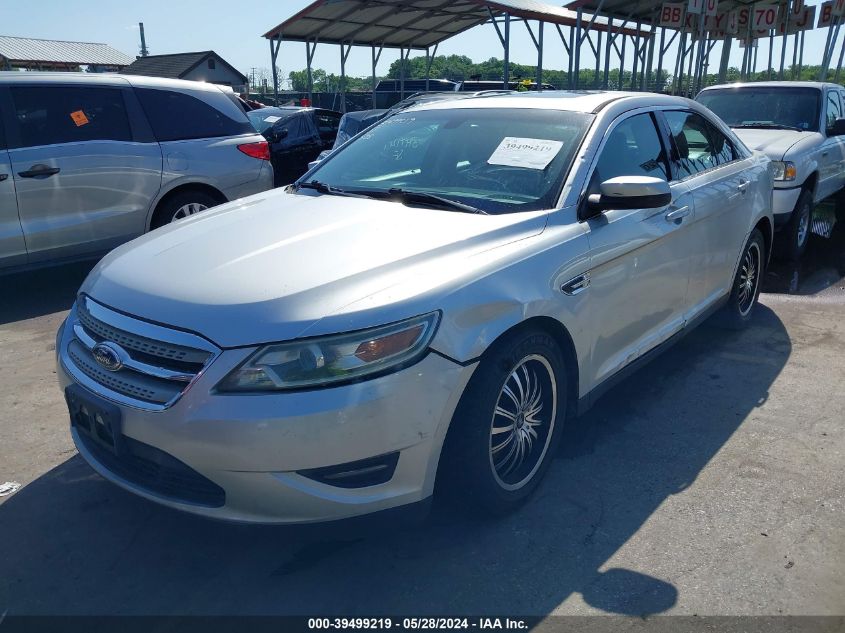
[721,229,765,330]
[439,328,567,515]
[150,190,220,230]
[777,190,812,261]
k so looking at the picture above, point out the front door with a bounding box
[584,111,694,387]
[6,84,162,263]
[818,89,845,201]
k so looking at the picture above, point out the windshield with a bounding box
[697,87,820,132]
[306,107,592,214]
[247,109,296,134]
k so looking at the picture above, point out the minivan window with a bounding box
[309,108,592,214]
[696,87,820,132]
[10,86,131,148]
[665,111,734,179]
[135,88,253,142]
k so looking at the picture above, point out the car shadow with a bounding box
[0,306,790,618]
[0,260,97,325]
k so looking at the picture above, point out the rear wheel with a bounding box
[151,190,220,230]
[777,190,812,261]
[721,229,765,330]
[439,328,567,515]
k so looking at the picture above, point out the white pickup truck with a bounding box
[697,81,845,259]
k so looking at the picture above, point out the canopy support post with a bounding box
[371,43,383,109]
[425,43,438,91]
[305,39,318,105]
[269,34,282,104]
[603,17,614,89]
[339,41,352,113]
[779,0,792,79]
[718,36,732,83]
[574,8,583,89]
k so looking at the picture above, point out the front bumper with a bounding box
[57,304,475,524]
[772,186,803,227]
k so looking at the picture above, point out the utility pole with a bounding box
[139,22,149,57]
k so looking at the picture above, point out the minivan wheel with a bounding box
[439,329,566,515]
[151,190,220,229]
[721,229,765,330]
[778,190,812,261]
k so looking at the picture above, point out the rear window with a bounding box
[135,88,253,142]
[10,86,131,148]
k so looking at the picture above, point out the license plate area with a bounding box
[66,384,124,455]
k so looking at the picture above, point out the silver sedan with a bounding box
[57,91,773,523]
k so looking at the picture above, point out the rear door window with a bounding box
[315,111,341,142]
[10,86,131,148]
[135,88,253,141]
[664,111,736,178]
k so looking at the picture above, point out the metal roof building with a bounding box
[263,0,650,109]
[0,36,134,71]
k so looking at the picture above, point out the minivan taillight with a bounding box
[237,141,271,160]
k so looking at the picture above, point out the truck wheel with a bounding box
[777,190,812,261]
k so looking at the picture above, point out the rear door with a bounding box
[0,87,27,270]
[661,109,753,319]
[6,83,163,263]
[314,109,342,150]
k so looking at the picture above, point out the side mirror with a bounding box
[586,176,672,215]
[828,118,845,136]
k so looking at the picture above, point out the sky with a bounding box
[0,0,837,84]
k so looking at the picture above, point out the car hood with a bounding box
[731,128,818,159]
[81,190,547,348]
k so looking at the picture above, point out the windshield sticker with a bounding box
[70,110,89,127]
[264,115,281,123]
[488,137,563,170]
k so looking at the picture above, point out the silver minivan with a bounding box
[0,73,273,272]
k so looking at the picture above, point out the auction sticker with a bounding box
[264,115,281,123]
[70,110,89,127]
[488,137,563,170]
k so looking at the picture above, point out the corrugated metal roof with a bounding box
[121,52,211,79]
[0,35,134,66]
[263,0,648,48]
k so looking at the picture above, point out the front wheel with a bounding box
[439,328,567,515]
[721,228,765,330]
[778,190,812,261]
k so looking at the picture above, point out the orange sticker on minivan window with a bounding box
[70,110,89,126]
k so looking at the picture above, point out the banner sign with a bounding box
[752,4,781,29]
[778,4,817,32]
[660,2,686,27]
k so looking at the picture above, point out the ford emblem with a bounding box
[92,342,127,372]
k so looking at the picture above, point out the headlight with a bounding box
[772,161,797,181]
[216,312,440,392]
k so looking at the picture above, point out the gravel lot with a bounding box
[0,230,843,619]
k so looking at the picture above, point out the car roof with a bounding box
[408,90,695,114]
[0,71,232,94]
[700,81,841,91]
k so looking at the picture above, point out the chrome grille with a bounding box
[61,296,220,410]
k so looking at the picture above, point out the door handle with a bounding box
[737,180,750,193]
[665,206,690,223]
[18,165,60,178]
[0,174,7,182]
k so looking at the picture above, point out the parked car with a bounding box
[697,81,845,259]
[247,106,341,186]
[58,91,773,524]
[0,73,273,273]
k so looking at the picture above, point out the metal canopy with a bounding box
[263,0,646,48]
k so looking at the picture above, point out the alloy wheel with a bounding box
[797,204,810,249]
[737,242,761,317]
[172,202,209,222]
[489,354,557,491]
